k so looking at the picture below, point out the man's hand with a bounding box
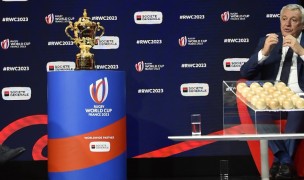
[262,33,279,56]
[283,34,304,56]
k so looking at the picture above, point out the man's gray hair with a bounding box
[281,4,304,23]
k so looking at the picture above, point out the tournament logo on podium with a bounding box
[90,78,108,104]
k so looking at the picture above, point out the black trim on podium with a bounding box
[128,156,259,179]
[0,156,259,179]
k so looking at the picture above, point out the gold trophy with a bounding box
[65,9,105,70]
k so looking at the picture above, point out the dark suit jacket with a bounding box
[240,33,304,157]
[240,32,304,91]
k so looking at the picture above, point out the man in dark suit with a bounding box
[240,4,304,179]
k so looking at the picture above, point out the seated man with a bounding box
[240,3,304,179]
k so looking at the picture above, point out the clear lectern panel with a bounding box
[223,81,304,135]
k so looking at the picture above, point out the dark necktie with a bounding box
[280,48,293,84]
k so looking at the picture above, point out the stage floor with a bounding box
[1,160,303,180]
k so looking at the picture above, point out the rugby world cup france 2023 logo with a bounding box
[89,78,108,104]
[45,14,54,24]
[135,61,144,72]
[1,39,10,50]
[221,11,230,22]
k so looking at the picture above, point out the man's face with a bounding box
[280,8,304,37]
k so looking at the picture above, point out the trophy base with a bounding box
[75,67,95,70]
[76,56,95,70]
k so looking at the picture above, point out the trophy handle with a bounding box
[96,22,105,39]
[65,22,75,41]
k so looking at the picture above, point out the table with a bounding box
[168,133,304,180]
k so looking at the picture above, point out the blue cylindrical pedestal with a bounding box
[47,70,126,180]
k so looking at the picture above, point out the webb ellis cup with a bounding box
[65,9,105,70]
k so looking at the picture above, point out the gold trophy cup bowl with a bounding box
[65,9,105,70]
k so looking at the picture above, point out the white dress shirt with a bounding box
[258,33,304,93]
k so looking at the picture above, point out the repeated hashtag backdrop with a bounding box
[0,0,300,161]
